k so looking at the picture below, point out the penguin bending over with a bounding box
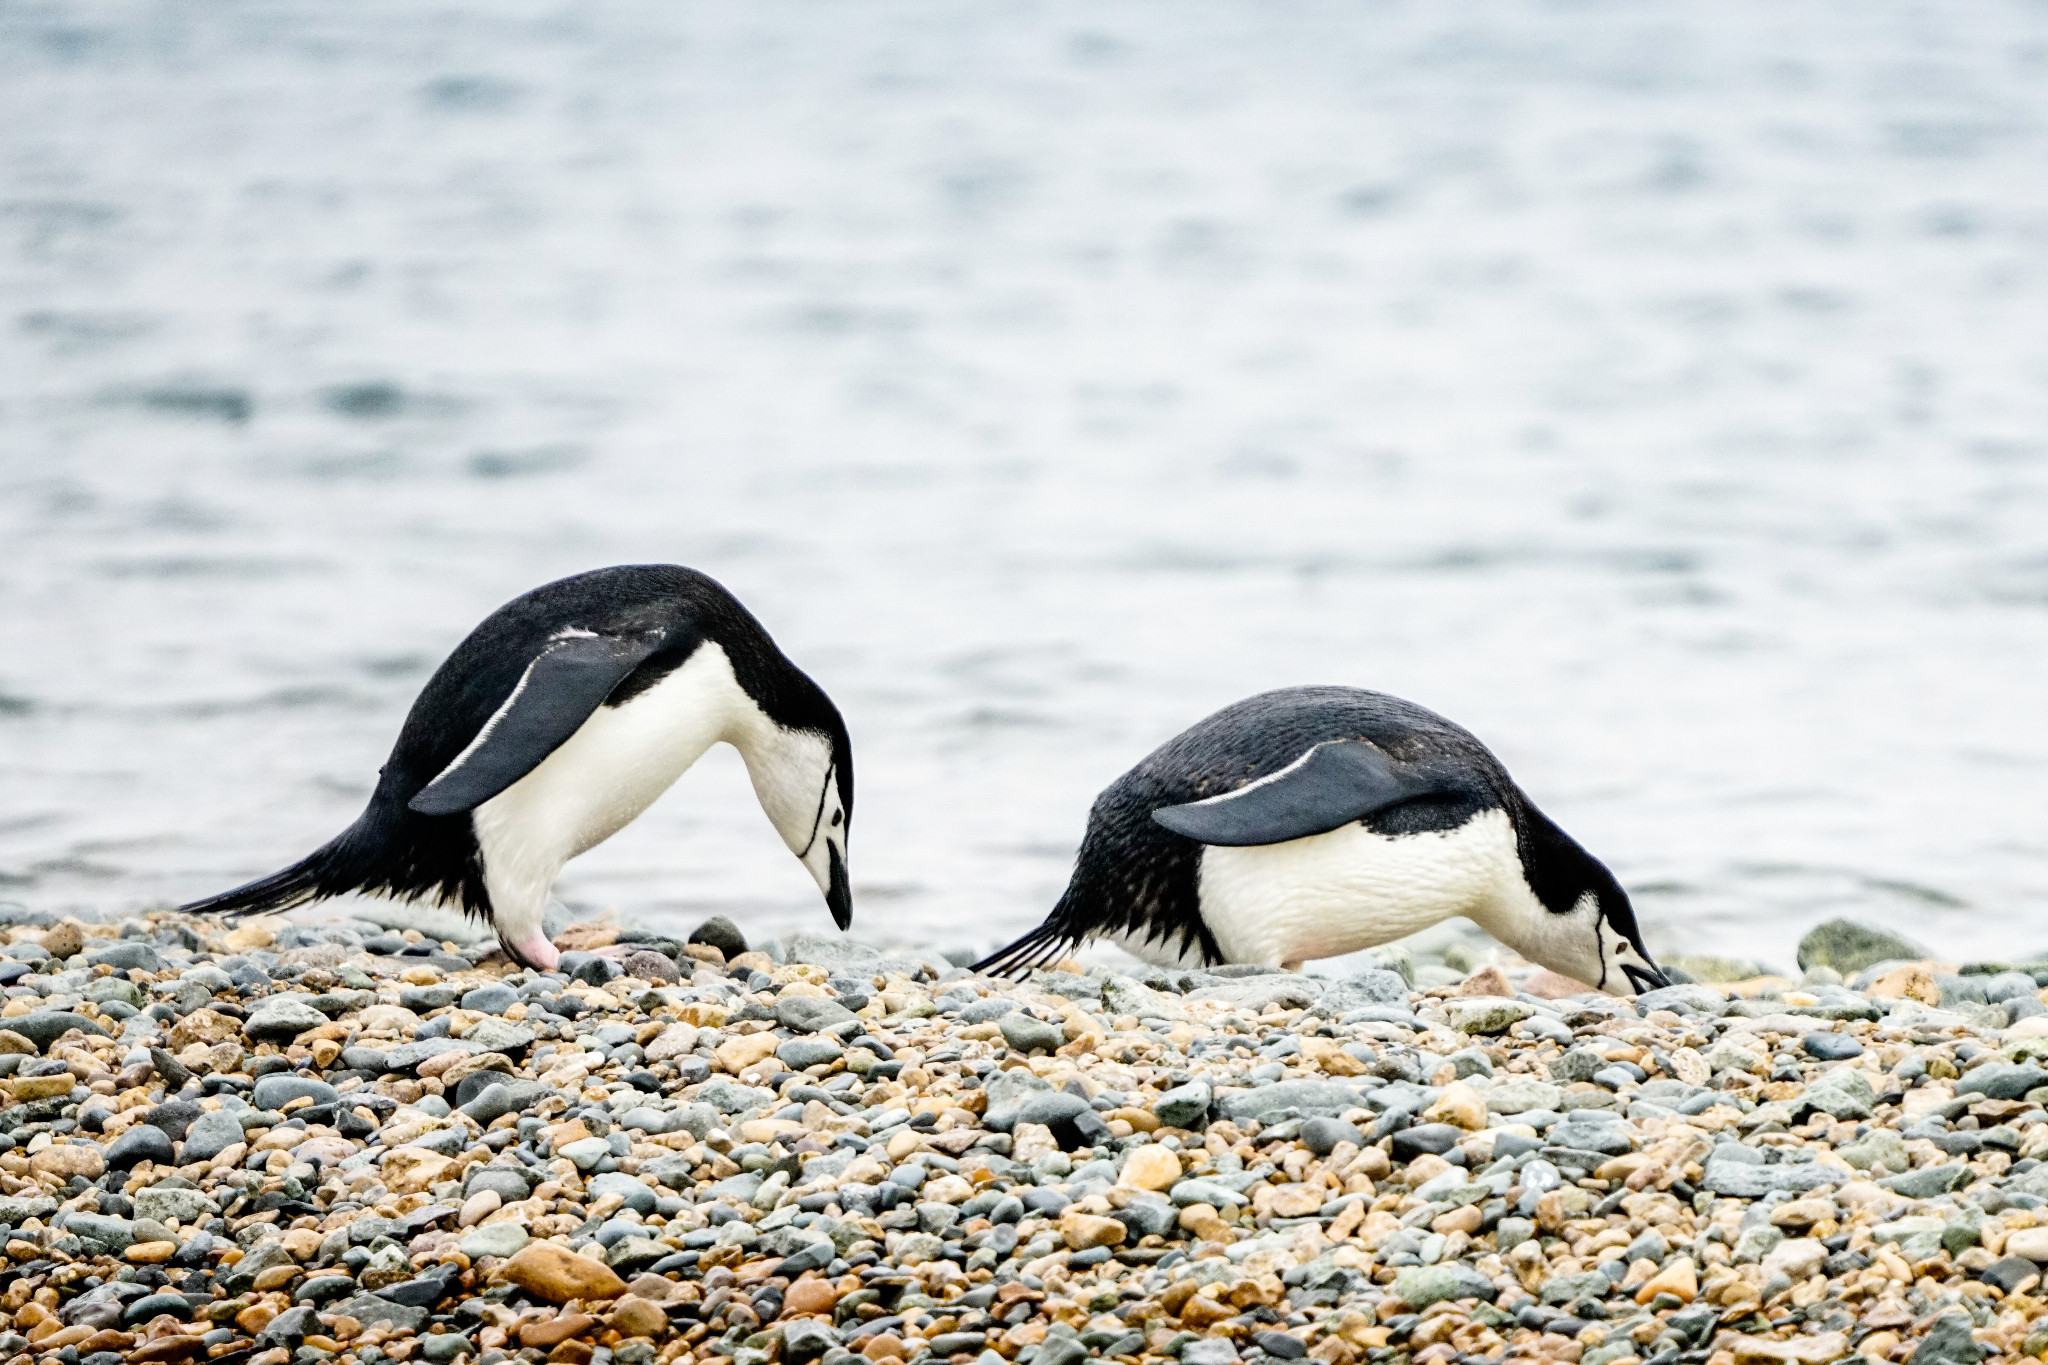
[181,565,853,970]
[975,686,1665,995]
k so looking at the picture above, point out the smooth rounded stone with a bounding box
[421,1333,474,1362]
[1540,1270,1613,1305]
[1700,1154,1839,1198]
[334,1292,429,1332]
[142,1097,203,1142]
[458,1083,516,1123]
[460,1219,532,1260]
[1909,1313,1992,1365]
[1389,1123,1464,1161]
[2005,1228,2048,1262]
[341,1045,392,1073]
[1880,1164,1970,1198]
[778,1037,844,1069]
[1959,1062,2048,1100]
[688,915,748,959]
[1014,1091,1091,1128]
[959,997,1015,1025]
[400,985,458,1012]
[1446,996,1533,1035]
[1179,1342,1240,1365]
[243,997,328,1043]
[1484,1078,1563,1114]
[1393,1263,1496,1309]
[9,1009,110,1049]
[621,949,681,983]
[1797,918,1929,974]
[1800,1031,1863,1061]
[179,1109,248,1162]
[465,1166,537,1202]
[295,1274,358,1307]
[459,1189,502,1227]
[1313,969,1410,1017]
[1170,1178,1247,1208]
[588,1171,658,1215]
[782,1319,842,1364]
[1762,1237,1826,1281]
[251,1073,340,1111]
[1798,1066,1875,1119]
[61,1212,135,1253]
[464,1018,535,1053]
[1631,984,1729,1016]
[460,984,519,1015]
[1251,1331,1307,1361]
[558,1136,611,1171]
[1219,1079,1364,1126]
[1300,1117,1366,1157]
[87,976,144,1007]
[134,1183,215,1225]
[999,1011,1064,1053]
[1115,1194,1178,1239]
[499,1241,627,1303]
[772,994,857,1034]
[125,1291,201,1326]
[616,1106,674,1134]
[1189,975,1321,1013]
[86,940,161,972]
[105,1124,176,1169]
[1153,1079,1212,1129]
[1120,1145,1182,1191]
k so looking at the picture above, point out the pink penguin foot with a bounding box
[503,931,560,972]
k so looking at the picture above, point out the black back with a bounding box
[977,685,1640,972]
[181,565,852,924]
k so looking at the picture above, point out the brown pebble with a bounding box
[607,1296,666,1339]
[521,1313,598,1347]
[498,1243,627,1304]
[783,1276,840,1317]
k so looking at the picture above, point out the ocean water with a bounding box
[4,2,2048,971]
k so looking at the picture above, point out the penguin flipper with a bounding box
[408,633,663,817]
[1152,739,1446,847]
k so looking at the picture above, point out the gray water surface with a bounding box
[5,3,2048,968]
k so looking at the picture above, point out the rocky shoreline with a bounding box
[3,907,2048,1365]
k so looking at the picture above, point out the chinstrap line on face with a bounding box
[175,564,856,970]
[977,685,1666,996]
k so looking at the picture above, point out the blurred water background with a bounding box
[5,2,2048,970]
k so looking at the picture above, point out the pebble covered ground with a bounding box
[3,909,2048,1365]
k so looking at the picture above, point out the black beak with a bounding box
[1623,961,1669,995]
[825,843,852,930]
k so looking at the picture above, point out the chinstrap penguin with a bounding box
[181,565,853,970]
[975,686,1665,995]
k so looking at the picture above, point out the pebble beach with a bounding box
[5,908,2048,1365]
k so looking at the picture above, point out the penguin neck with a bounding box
[1466,799,1610,973]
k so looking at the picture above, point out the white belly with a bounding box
[471,642,761,927]
[1194,807,1521,967]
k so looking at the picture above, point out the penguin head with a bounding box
[746,719,854,930]
[1542,881,1666,997]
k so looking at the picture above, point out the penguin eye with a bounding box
[831,810,842,828]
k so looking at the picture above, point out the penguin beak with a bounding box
[825,843,852,930]
[1623,961,1669,994]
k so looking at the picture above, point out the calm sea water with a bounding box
[5,2,2048,970]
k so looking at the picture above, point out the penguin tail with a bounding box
[177,825,374,922]
[971,922,1076,979]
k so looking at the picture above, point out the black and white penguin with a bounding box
[974,686,1666,995]
[181,565,853,970]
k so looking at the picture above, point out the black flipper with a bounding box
[1151,739,1448,847]
[408,633,663,817]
